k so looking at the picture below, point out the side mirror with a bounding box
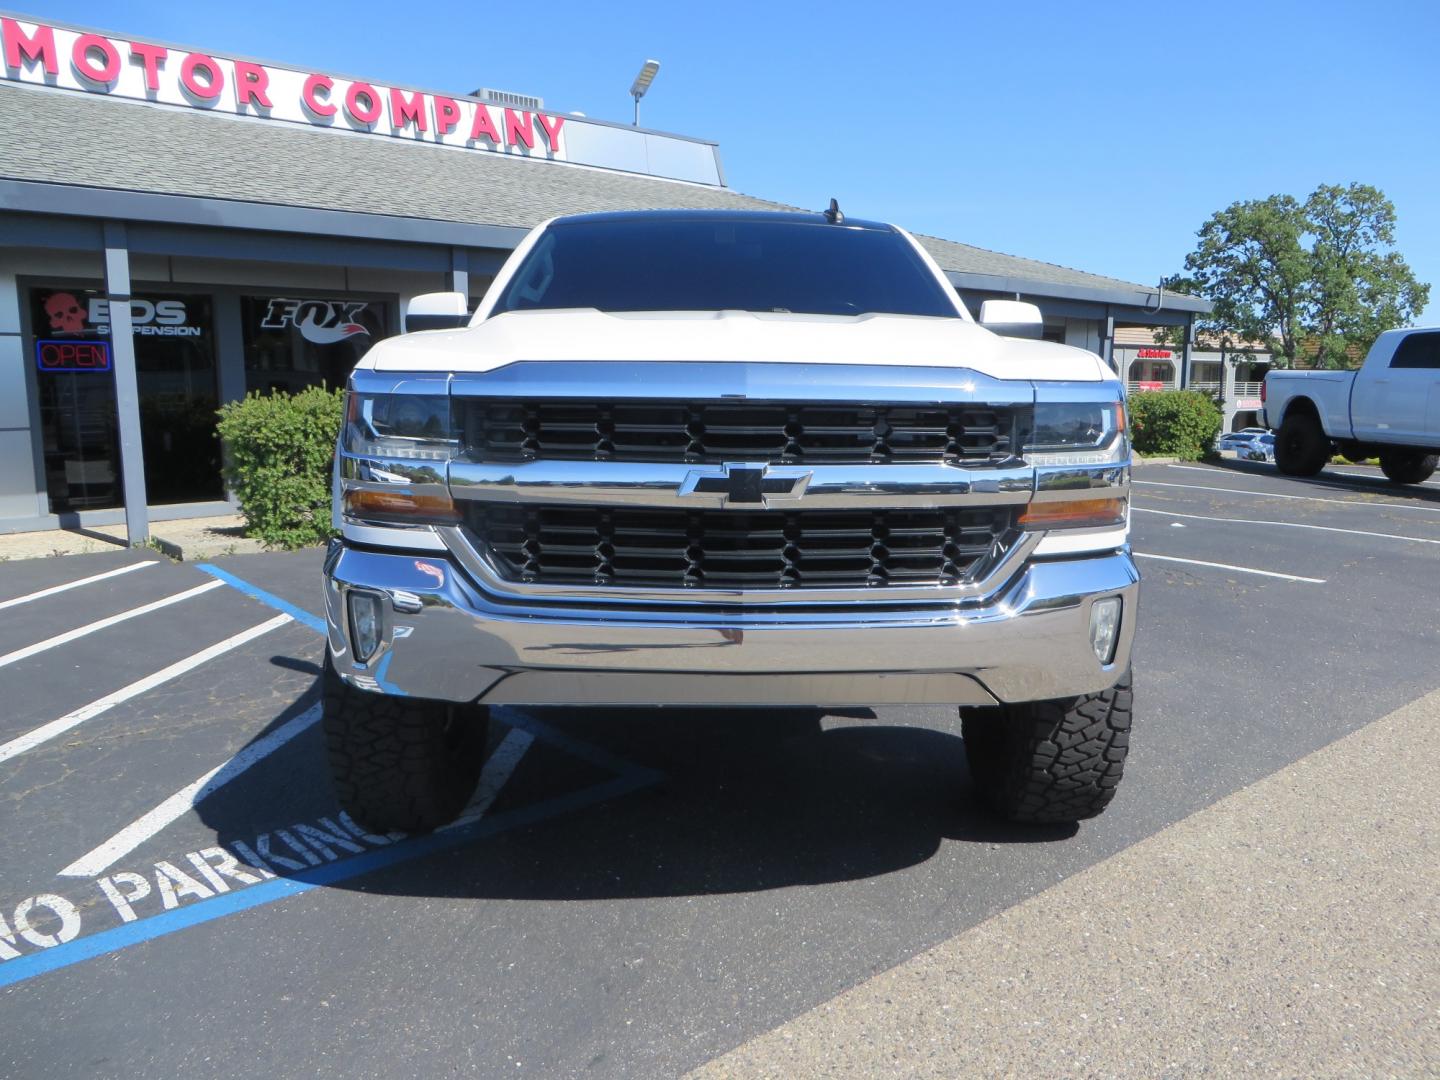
[978,300,1044,340]
[405,292,469,333]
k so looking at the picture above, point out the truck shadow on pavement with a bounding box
[1201,457,1440,504]
[196,699,1076,905]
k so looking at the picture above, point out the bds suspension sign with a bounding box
[0,15,568,158]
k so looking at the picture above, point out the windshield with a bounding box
[492,217,960,318]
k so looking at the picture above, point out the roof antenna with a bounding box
[823,198,844,225]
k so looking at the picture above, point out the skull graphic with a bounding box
[44,292,87,334]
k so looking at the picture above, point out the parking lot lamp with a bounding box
[631,59,660,126]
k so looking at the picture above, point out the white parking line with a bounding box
[1135,478,1440,514]
[439,727,536,832]
[0,614,291,766]
[1169,461,1440,491]
[0,561,157,612]
[60,710,535,877]
[1133,505,1440,545]
[0,579,225,669]
[58,700,321,878]
[1134,552,1325,584]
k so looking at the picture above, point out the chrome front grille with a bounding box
[460,400,1021,464]
[462,502,1015,590]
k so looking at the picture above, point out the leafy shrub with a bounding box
[1127,390,1223,461]
[216,386,345,548]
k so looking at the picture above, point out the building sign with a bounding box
[34,289,205,338]
[260,298,371,345]
[1137,348,1173,359]
[35,339,112,372]
[0,16,724,185]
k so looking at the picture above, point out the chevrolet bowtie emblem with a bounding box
[678,463,813,507]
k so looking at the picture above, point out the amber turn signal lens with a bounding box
[344,489,460,523]
[1019,497,1127,529]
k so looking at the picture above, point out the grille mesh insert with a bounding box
[464,503,1014,590]
[461,400,1019,464]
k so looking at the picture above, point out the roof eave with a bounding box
[944,270,1214,315]
[0,177,530,251]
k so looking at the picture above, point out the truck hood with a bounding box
[363,309,1111,383]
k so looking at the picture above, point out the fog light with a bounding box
[348,591,384,664]
[1089,596,1121,664]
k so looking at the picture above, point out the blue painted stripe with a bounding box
[0,560,672,990]
[195,564,326,633]
[0,770,654,989]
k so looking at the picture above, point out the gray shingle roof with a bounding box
[912,232,1161,294]
[0,81,1161,297]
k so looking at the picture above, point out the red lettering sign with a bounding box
[433,95,461,135]
[536,113,565,149]
[1137,348,1172,359]
[2,17,58,74]
[234,61,272,109]
[345,81,382,125]
[128,41,167,91]
[179,53,224,100]
[468,104,501,143]
[71,33,120,83]
[302,73,336,117]
[504,109,535,149]
[2,18,576,160]
[389,88,427,132]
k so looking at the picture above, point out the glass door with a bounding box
[30,286,223,513]
[32,287,121,513]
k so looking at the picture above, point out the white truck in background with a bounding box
[1263,327,1440,483]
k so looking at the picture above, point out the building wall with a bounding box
[1,243,484,532]
[0,260,41,519]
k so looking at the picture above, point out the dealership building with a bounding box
[0,12,1211,540]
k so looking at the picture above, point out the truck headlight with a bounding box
[340,390,460,524]
[343,391,455,460]
[1023,400,1126,464]
[1019,398,1129,530]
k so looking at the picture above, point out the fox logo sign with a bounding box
[261,299,371,345]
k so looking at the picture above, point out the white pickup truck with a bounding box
[322,209,1137,833]
[1263,327,1440,483]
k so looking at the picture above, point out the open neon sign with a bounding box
[36,340,112,372]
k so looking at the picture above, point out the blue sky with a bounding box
[31,0,1440,319]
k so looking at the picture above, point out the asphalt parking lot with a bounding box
[3,456,1438,1078]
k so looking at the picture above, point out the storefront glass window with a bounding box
[30,286,222,514]
[240,296,389,395]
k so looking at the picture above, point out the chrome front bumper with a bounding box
[322,541,1138,708]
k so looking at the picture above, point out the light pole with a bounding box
[630,59,660,126]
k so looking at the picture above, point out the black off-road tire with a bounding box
[1378,450,1438,485]
[321,653,489,833]
[961,671,1132,823]
[1275,411,1330,477]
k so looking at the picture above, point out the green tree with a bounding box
[1306,184,1429,367]
[1171,184,1428,369]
